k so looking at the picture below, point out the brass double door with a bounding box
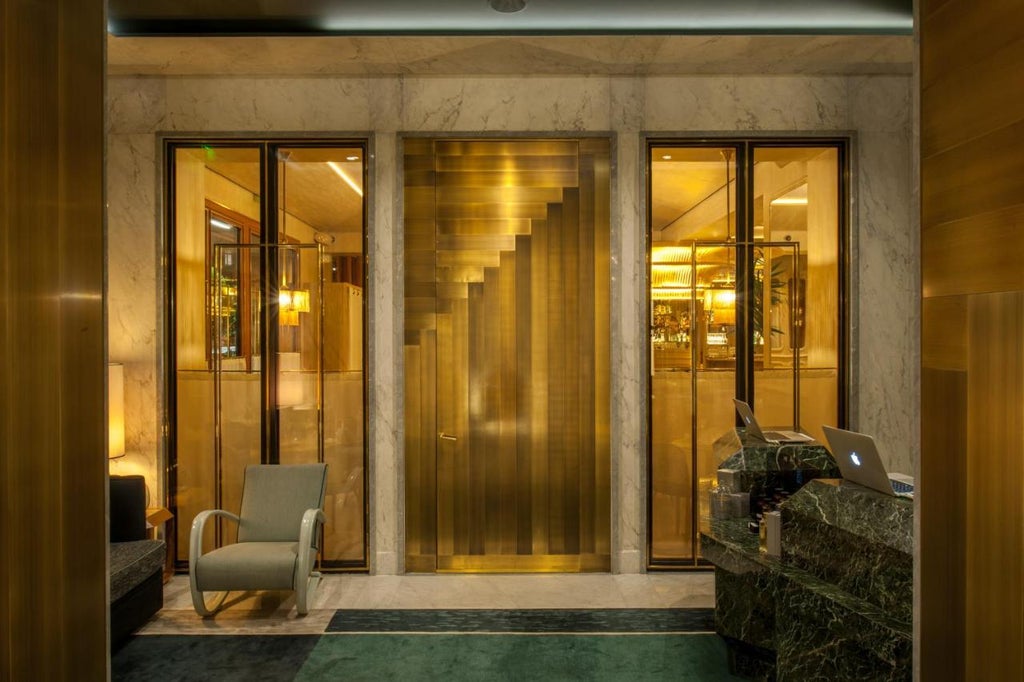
[404,138,611,572]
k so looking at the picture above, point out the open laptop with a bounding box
[822,425,915,498]
[732,399,814,444]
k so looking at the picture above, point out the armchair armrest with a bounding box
[295,508,326,616]
[297,509,326,578]
[299,508,326,552]
[189,510,239,576]
[188,509,239,617]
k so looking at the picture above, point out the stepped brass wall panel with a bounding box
[921,0,1024,678]
[404,139,610,572]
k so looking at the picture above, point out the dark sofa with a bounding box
[109,475,166,649]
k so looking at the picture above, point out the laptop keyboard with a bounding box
[891,480,914,494]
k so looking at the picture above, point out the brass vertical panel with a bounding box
[403,139,438,570]
[452,296,471,556]
[545,202,567,554]
[406,138,609,571]
[419,331,437,561]
[403,342,424,555]
[577,157,598,554]
[965,293,1024,680]
[560,188,583,555]
[436,314,455,558]
[587,140,612,557]
[530,218,551,556]
[1,0,106,676]
[482,267,502,554]
[499,251,519,554]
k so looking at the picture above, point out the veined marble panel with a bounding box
[107,131,162,498]
[609,81,645,571]
[399,76,612,132]
[853,130,916,476]
[162,77,373,133]
[643,75,848,132]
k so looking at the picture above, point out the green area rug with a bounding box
[113,609,743,681]
[298,633,742,681]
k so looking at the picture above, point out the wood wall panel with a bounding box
[921,119,1024,229]
[966,293,1024,678]
[920,0,1024,89]
[921,37,1024,156]
[922,296,967,372]
[919,367,967,682]
[921,1,1024,678]
[0,0,107,677]
[922,205,1024,297]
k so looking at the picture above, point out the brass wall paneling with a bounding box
[1,0,107,676]
[404,138,611,572]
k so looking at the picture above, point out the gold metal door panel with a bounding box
[405,138,610,572]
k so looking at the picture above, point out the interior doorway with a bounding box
[647,140,846,567]
[404,138,612,572]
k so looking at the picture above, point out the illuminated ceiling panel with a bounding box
[108,0,912,36]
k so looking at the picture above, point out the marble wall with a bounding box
[107,73,916,574]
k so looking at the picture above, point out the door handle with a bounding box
[438,432,458,442]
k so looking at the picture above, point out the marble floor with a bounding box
[143,572,716,635]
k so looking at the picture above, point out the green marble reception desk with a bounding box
[700,478,913,681]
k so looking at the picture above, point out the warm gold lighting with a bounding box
[279,288,310,312]
[771,184,808,206]
[652,245,693,263]
[108,363,125,459]
[327,161,363,197]
[278,287,310,327]
[705,287,736,325]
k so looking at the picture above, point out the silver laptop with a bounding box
[822,425,914,498]
[732,399,814,444]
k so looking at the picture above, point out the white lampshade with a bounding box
[108,363,125,459]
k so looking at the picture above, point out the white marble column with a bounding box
[610,77,647,573]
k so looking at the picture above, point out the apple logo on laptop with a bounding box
[850,452,862,466]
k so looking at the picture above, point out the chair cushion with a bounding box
[237,464,327,543]
[195,542,315,592]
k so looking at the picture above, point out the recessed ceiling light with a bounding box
[346,155,359,161]
[489,0,527,13]
[661,155,672,160]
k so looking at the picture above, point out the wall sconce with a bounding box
[278,287,310,326]
[108,362,125,459]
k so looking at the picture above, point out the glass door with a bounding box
[169,141,368,570]
[648,141,844,567]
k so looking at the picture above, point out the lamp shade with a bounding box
[109,362,125,459]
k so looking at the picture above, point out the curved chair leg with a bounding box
[190,572,228,617]
[295,571,322,616]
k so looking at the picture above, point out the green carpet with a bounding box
[296,633,743,681]
[114,609,744,681]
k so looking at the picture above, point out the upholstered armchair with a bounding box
[189,463,327,617]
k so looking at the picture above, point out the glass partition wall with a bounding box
[169,141,368,570]
[648,141,845,567]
